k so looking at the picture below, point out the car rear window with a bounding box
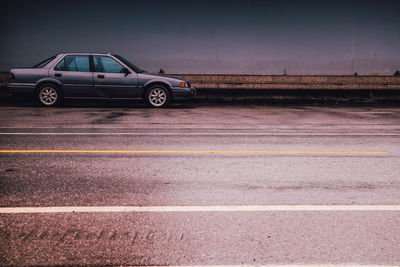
[33,55,57,68]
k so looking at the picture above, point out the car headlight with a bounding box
[179,82,188,88]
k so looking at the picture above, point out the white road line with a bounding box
[0,150,388,155]
[0,132,399,136]
[1,205,400,214]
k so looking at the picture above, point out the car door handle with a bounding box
[97,75,104,79]
[55,73,62,77]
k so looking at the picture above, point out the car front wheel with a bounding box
[37,84,61,107]
[146,85,170,107]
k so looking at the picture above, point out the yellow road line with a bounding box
[1,205,400,213]
[0,150,389,154]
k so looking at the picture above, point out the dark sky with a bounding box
[1,0,399,74]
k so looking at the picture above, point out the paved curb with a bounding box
[1,87,399,106]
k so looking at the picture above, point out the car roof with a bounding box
[58,52,113,56]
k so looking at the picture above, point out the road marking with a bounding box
[0,150,389,155]
[1,205,399,213]
[0,149,388,154]
[0,132,399,136]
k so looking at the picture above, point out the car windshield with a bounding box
[32,55,57,68]
[113,54,144,73]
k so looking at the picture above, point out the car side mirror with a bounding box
[123,68,130,76]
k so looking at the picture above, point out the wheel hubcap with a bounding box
[149,88,167,106]
[39,87,57,105]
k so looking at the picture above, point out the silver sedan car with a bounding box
[7,53,196,107]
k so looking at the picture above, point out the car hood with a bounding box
[137,72,187,83]
[141,72,185,80]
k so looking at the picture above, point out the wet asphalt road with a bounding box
[0,103,399,266]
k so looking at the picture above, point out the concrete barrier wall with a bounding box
[170,74,400,90]
[2,71,400,90]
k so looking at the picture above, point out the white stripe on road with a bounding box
[0,150,388,155]
[0,132,399,136]
[1,205,400,214]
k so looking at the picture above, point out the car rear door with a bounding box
[50,55,96,98]
[92,55,138,98]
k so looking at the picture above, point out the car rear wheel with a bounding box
[37,84,61,107]
[146,85,170,107]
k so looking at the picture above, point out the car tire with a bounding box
[146,85,170,108]
[36,83,62,107]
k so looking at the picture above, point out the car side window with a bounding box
[54,59,66,71]
[54,55,90,72]
[93,56,125,73]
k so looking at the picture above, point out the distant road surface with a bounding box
[0,104,399,266]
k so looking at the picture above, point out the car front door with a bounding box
[50,55,96,97]
[92,55,138,98]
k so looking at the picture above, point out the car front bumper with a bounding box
[171,87,196,100]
